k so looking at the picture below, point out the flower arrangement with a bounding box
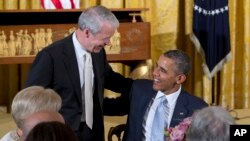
[164,116,192,141]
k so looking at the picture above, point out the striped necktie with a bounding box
[150,96,169,141]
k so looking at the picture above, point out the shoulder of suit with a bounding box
[180,90,208,105]
[131,79,154,93]
[134,79,153,85]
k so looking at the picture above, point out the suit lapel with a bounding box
[142,91,156,116]
[170,90,189,127]
[91,52,103,108]
[138,90,156,139]
[62,35,82,102]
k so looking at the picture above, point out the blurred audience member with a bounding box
[0,86,61,141]
[25,121,78,141]
[19,111,64,141]
[186,106,235,141]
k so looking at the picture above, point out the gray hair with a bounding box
[163,49,191,75]
[186,106,235,141]
[11,86,62,128]
[78,5,119,35]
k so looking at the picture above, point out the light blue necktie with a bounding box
[150,96,169,141]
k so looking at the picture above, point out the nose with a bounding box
[152,67,159,77]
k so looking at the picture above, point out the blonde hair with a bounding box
[11,86,62,128]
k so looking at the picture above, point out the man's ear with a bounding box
[79,28,90,38]
[176,74,186,84]
[84,28,92,38]
[16,128,23,137]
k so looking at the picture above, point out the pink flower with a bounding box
[170,128,185,141]
[165,116,192,141]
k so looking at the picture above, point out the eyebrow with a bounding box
[156,62,167,73]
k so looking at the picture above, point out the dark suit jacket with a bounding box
[25,34,133,141]
[104,79,208,141]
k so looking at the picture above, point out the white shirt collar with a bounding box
[72,32,87,59]
[156,86,182,106]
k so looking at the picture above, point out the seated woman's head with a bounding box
[11,86,62,128]
[11,86,62,140]
[19,111,65,141]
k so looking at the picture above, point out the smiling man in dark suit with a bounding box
[104,49,208,141]
[25,5,133,141]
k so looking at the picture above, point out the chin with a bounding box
[93,50,100,53]
[152,85,160,91]
[92,48,101,53]
[93,47,103,53]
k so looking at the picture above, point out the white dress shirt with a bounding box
[72,32,94,123]
[144,86,181,141]
[72,32,94,90]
